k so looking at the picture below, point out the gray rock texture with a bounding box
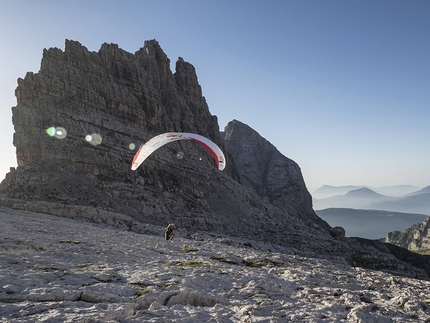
[2,208,429,322]
[222,119,329,230]
[0,39,429,279]
[1,39,317,240]
[386,217,430,251]
[12,40,231,175]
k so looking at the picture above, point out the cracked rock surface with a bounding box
[1,207,429,322]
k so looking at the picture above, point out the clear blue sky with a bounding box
[1,0,429,192]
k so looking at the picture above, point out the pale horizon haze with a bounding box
[1,1,429,193]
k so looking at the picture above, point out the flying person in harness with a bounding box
[164,223,177,242]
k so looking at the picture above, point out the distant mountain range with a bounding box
[316,208,428,240]
[368,186,430,215]
[312,185,419,199]
[313,186,430,216]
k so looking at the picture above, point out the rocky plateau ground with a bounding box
[1,206,430,322]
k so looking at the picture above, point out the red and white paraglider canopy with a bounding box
[131,132,226,171]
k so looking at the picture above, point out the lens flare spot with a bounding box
[46,127,56,137]
[46,126,67,139]
[129,143,136,150]
[55,127,67,139]
[85,133,102,146]
[176,151,184,159]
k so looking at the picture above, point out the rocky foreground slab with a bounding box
[1,207,429,322]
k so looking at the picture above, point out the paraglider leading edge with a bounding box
[130,132,226,171]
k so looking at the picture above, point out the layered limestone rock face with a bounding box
[12,39,227,177]
[386,217,430,251]
[222,120,330,230]
[0,39,318,239]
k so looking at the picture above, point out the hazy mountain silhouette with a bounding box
[345,187,385,198]
[313,187,393,210]
[312,185,418,199]
[405,185,430,196]
[373,185,420,197]
[316,208,428,239]
[312,185,364,199]
[367,186,430,216]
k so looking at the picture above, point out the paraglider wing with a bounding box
[131,132,226,171]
